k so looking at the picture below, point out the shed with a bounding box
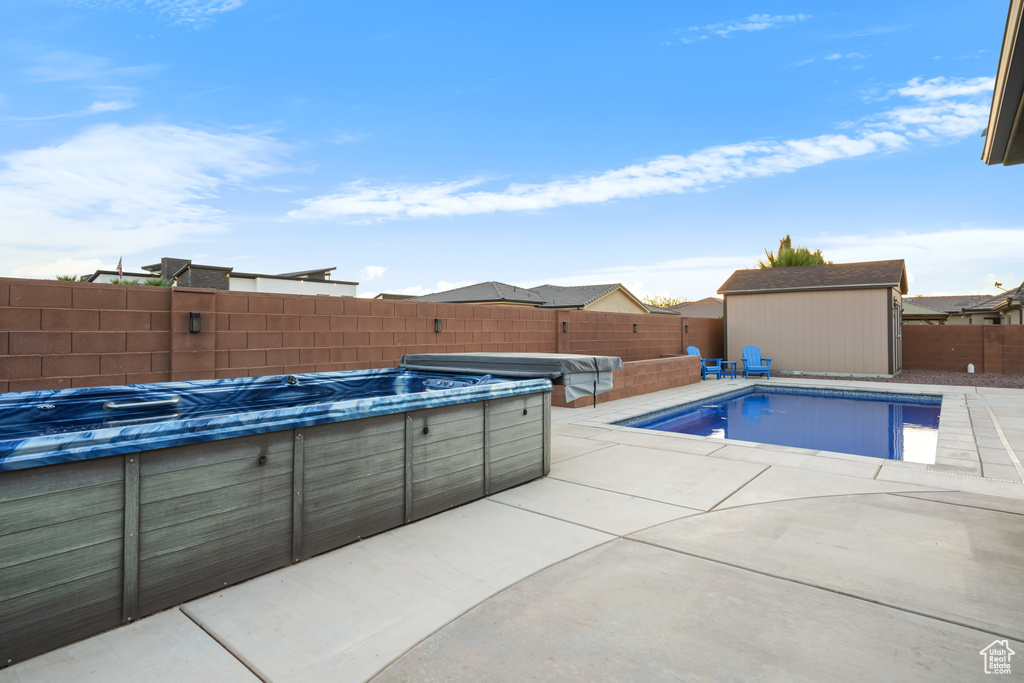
[717,260,909,376]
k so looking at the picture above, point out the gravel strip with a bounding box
[785,369,1024,389]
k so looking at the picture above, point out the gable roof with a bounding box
[645,304,682,315]
[718,260,908,295]
[669,297,723,318]
[962,283,1024,312]
[904,295,994,314]
[529,283,630,309]
[413,281,546,305]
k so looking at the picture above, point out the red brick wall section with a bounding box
[901,325,1024,375]
[902,325,986,373]
[551,355,702,408]
[0,278,726,393]
[681,317,723,360]
[560,311,683,361]
[0,279,172,392]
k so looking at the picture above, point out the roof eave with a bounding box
[720,283,905,296]
[983,0,1024,166]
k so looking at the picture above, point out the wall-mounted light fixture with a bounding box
[434,318,442,333]
[633,324,638,333]
[562,321,568,333]
[684,324,689,333]
[188,312,202,333]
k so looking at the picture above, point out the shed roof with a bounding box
[669,297,723,318]
[718,260,908,295]
[413,281,546,305]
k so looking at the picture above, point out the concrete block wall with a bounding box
[0,277,724,394]
[551,355,702,408]
[902,325,1024,374]
[0,279,172,392]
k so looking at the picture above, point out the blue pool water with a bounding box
[622,387,942,462]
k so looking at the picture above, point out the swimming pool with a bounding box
[620,386,941,463]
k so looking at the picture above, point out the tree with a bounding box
[642,294,688,308]
[756,235,832,268]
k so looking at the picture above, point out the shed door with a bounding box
[891,294,903,374]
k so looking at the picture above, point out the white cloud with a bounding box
[359,265,387,281]
[61,0,244,25]
[690,13,810,38]
[0,123,286,278]
[23,51,160,83]
[897,76,995,101]
[793,52,869,67]
[356,279,476,299]
[288,76,991,223]
[85,100,135,113]
[145,0,245,24]
[6,99,136,121]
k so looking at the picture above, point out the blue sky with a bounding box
[1,1,1020,299]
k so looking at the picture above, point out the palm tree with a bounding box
[756,235,832,268]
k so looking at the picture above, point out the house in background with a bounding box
[668,297,723,319]
[131,257,359,297]
[902,294,998,325]
[373,293,416,301]
[85,269,156,284]
[718,260,908,376]
[414,281,660,315]
[962,284,1024,324]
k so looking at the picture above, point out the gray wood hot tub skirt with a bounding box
[399,353,624,402]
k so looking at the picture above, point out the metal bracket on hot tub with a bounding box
[103,396,182,410]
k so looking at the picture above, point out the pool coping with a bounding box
[554,377,1024,486]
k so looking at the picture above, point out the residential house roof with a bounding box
[645,304,682,315]
[903,295,994,314]
[140,259,358,285]
[718,260,908,295]
[412,281,654,313]
[84,270,154,282]
[413,281,547,305]
[962,283,1024,312]
[530,284,631,309]
[669,297,723,318]
[373,293,416,300]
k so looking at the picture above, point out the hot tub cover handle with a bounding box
[103,396,182,411]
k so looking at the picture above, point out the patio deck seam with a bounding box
[699,488,951,514]
[544,475,708,512]
[363,534,620,683]
[888,492,1024,517]
[623,536,1022,644]
[177,606,269,683]
[978,394,1024,480]
[487,497,697,538]
[705,465,771,512]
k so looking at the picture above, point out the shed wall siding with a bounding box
[725,289,889,374]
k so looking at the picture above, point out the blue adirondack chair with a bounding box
[741,346,772,379]
[687,346,723,380]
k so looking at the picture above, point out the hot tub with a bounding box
[0,369,552,666]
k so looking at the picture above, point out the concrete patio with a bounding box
[3,378,1023,682]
